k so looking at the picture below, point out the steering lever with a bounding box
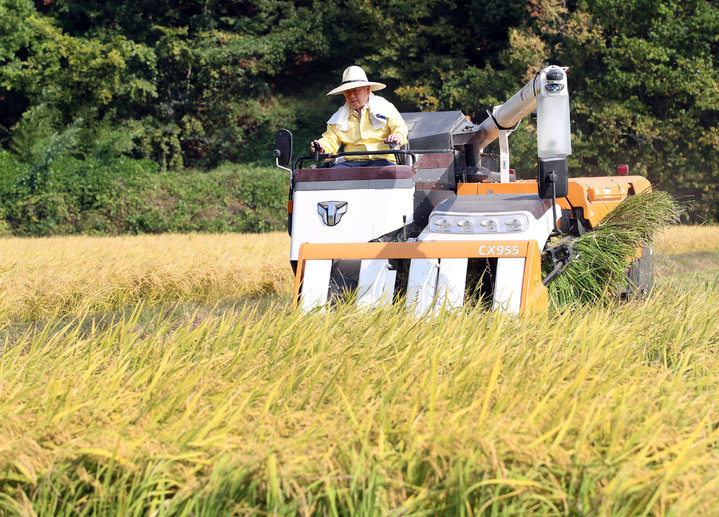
[384,138,399,150]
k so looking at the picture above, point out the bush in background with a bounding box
[0,0,716,228]
[0,152,287,236]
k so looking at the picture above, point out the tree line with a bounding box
[0,0,717,226]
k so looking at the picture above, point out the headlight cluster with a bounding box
[429,213,529,233]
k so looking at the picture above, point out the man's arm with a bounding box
[314,125,342,154]
[386,107,408,147]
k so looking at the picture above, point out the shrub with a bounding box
[0,156,288,236]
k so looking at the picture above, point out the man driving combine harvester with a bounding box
[275,64,655,314]
[310,65,408,167]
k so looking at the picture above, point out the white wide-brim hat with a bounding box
[327,65,386,96]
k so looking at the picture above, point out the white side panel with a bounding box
[406,259,439,317]
[436,258,468,311]
[357,259,396,308]
[290,188,413,261]
[492,257,525,314]
[299,259,332,311]
[372,188,414,238]
[291,190,372,261]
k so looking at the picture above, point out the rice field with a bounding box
[1,226,719,515]
[0,233,294,322]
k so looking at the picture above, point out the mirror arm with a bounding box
[274,149,292,173]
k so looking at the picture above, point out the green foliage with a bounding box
[378,0,719,221]
[0,157,287,236]
[114,163,288,235]
[0,149,26,200]
[0,0,718,230]
[511,0,719,221]
[0,2,156,121]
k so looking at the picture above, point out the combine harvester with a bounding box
[274,65,652,315]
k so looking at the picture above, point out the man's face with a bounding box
[344,86,371,111]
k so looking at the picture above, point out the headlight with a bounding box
[434,218,452,231]
[478,218,498,231]
[457,219,475,231]
[429,213,529,233]
[504,217,525,231]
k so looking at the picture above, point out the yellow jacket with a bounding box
[318,93,408,163]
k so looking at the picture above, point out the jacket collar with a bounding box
[327,93,389,131]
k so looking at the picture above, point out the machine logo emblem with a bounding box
[317,201,348,226]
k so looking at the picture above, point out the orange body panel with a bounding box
[457,176,651,228]
[294,240,547,313]
[457,180,538,197]
[297,240,530,261]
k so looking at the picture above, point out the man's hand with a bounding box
[310,140,325,153]
[385,133,403,146]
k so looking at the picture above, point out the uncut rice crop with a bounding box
[0,233,294,321]
[654,225,719,288]
[1,284,719,516]
[657,225,719,256]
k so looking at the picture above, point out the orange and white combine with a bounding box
[274,65,652,315]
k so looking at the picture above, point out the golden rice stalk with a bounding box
[0,233,294,320]
[1,284,719,515]
[548,189,681,307]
